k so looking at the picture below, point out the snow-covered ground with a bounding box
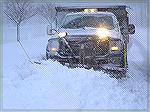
[2,2,148,109]
[2,27,148,109]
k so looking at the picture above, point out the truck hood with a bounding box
[59,28,122,40]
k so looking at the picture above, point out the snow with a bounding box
[2,2,148,110]
[2,27,148,109]
[66,12,115,16]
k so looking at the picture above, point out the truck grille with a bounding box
[60,37,109,57]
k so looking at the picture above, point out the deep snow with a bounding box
[2,2,148,110]
[2,28,148,109]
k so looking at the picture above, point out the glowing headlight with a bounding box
[50,48,58,52]
[90,9,97,12]
[58,32,67,38]
[111,46,119,51]
[96,28,110,38]
[84,9,89,12]
[110,40,122,52]
[83,9,98,12]
[47,39,59,52]
[96,28,109,41]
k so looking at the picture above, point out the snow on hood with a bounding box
[59,28,122,39]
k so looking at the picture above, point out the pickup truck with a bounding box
[46,6,135,78]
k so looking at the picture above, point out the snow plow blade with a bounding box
[91,65,127,79]
[60,62,127,79]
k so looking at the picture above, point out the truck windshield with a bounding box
[62,15,114,30]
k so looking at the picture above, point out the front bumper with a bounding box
[46,50,122,66]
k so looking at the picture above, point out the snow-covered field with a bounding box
[2,27,148,109]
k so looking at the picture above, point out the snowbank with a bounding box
[3,28,147,109]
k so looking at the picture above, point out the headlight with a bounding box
[110,40,122,52]
[83,9,98,12]
[58,32,67,38]
[47,39,59,52]
[96,28,109,41]
[96,28,109,38]
[50,48,58,52]
[111,46,119,51]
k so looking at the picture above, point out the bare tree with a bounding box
[3,0,37,41]
[37,3,56,24]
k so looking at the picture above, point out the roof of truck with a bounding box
[55,5,128,12]
[66,12,115,16]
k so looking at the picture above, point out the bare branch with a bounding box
[3,0,36,25]
[3,11,18,24]
[37,3,56,24]
[3,0,37,41]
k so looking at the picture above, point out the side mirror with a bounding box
[47,25,57,35]
[120,27,126,34]
[128,24,135,34]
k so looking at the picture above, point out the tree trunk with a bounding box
[17,24,20,41]
[48,21,52,29]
